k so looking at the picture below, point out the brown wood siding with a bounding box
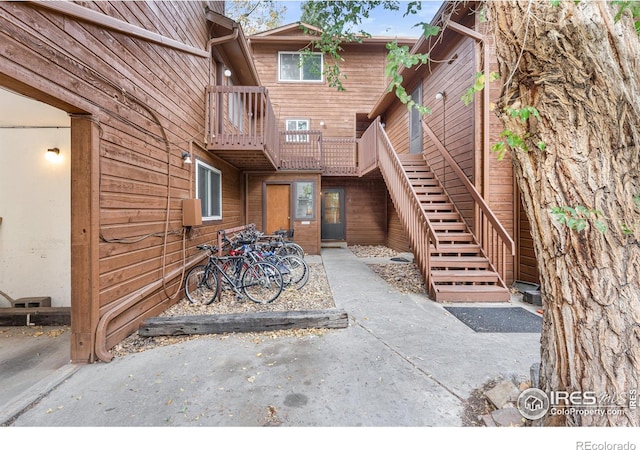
[386,192,411,253]
[246,172,322,255]
[482,17,516,285]
[517,193,540,284]
[422,37,476,232]
[251,42,389,138]
[321,177,388,246]
[0,1,242,360]
[381,16,518,285]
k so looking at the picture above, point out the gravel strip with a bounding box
[112,246,427,358]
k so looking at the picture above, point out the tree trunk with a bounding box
[486,0,640,426]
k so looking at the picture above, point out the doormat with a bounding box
[444,306,542,333]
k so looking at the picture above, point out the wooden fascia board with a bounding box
[30,0,209,58]
[206,12,261,86]
[249,35,416,47]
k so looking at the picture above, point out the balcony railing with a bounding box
[279,131,322,170]
[206,86,280,167]
[279,131,360,175]
[206,86,373,175]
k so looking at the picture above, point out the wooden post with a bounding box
[70,114,100,363]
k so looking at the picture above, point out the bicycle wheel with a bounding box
[275,242,305,259]
[242,261,283,304]
[279,255,309,290]
[184,264,219,305]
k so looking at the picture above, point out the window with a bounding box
[228,80,244,130]
[278,52,323,82]
[196,160,222,220]
[294,181,315,220]
[285,119,310,143]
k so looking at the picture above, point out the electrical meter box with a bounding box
[182,198,202,227]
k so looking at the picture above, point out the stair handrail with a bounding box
[421,119,515,257]
[375,118,440,250]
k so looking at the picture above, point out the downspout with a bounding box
[206,27,239,84]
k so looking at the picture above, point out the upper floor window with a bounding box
[278,52,323,82]
[285,119,310,143]
[196,160,222,221]
[228,79,244,130]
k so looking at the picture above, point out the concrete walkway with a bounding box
[3,247,540,426]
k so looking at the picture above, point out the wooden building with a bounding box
[243,24,417,253]
[0,1,539,363]
[0,1,255,363]
[367,2,540,299]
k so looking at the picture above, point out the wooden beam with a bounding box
[70,115,100,364]
[138,309,349,337]
[0,307,71,326]
[29,1,209,58]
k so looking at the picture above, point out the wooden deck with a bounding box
[206,86,374,175]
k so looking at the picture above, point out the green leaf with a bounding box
[491,142,507,161]
[575,205,590,216]
[594,219,607,234]
[416,23,440,38]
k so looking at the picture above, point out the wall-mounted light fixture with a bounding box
[224,68,232,77]
[435,91,446,101]
[319,121,325,127]
[182,151,192,164]
[45,147,61,162]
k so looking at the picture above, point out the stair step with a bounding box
[399,154,426,162]
[411,179,440,186]
[431,256,491,268]
[431,284,511,303]
[427,212,461,221]
[435,232,474,242]
[415,193,448,201]
[431,270,500,283]
[415,188,446,196]
[423,202,454,210]
[431,222,468,231]
[431,243,481,254]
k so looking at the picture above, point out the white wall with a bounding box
[0,88,71,307]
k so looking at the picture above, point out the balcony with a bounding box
[206,86,379,176]
[206,85,280,171]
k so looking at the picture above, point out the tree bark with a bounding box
[486,0,640,426]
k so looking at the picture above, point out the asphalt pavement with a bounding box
[1,247,541,427]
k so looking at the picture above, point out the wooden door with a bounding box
[266,184,291,234]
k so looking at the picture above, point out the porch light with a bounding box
[435,91,445,101]
[45,147,61,162]
[182,151,192,164]
[224,68,232,77]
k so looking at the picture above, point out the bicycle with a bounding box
[240,241,309,290]
[184,244,283,305]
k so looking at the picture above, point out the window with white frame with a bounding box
[196,160,222,221]
[228,79,244,130]
[278,52,323,82]
[285,119,310,143]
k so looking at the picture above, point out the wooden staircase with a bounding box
[399,153,510,302]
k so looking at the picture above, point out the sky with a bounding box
[278,0,444,37]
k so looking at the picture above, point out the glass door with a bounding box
[321,188,345,240]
